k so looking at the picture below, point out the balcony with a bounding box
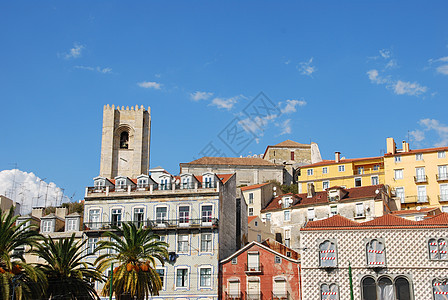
[439,195,448,202]
[272,292,290,300]
[403,195,429,204]
[437,174,448,182]
[414,175,428,183]
[225,292,243,300]
[246,292,263,300]
[245,263,263,274]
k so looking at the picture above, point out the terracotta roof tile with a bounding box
[385,146,448,157]
[240,182,270,191]
[272,140,311,148]
[183,157,279,166]
[248,216,258,223]
[301,156,382,168]
[390,208,439,215]
[305,215,360,228]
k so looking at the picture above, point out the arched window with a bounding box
[120,131,129,149]
[361,277,377,300]
[366,239,386,267]
[395,277,411,300]
[378,277,393,300]
[321,283,338,300]
[319,240,337,268]
[433,279,448,300]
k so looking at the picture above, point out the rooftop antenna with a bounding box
[9,163,18,201]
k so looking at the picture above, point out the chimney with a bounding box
[307,183,315,198]
[402,140,410,152]
[31,208,44,218]
[386,137,396,154]
[335,152,341,163]
[55,207,68,219]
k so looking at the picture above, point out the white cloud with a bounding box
[393,80,427,96]
[281,99,307,114]
[238,114,278,136]
[379,49,391,59]
[0,170,70,215]
[278,119,292,135]
[429,56,448,64]
[210,96,240,110]
[411,118,448,147]
[298,58,316,77]
[385,59,398,69]
[63,43,85,59]
[137,81,162,89]
[367,69,387,84]
[74,66,112,74]
[190,91,213,101]
[436,65,448,75]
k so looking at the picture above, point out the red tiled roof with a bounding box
[300,156,382,168]
[240,182,270,191]
[385,146,448,157]
[248,216,258,223]
[262,185,384,212]
[272,140,311,148]
[390,207,439,215]
[301,213,448,231]
[183,157,278,166]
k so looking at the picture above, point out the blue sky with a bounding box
[1,1,448,202]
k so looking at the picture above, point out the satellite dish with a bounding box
[273,187,277,191]
[375,189,379,194]
[273,192,277,196]
[278,200,282,205]
[416,206,421,211]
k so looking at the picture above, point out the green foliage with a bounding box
[62,202,84,214]
[281,184,298,194]
[33,233,103,299]
[95,222,168,300]
[0,207,46,300]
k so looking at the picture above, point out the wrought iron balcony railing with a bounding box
[414,175,428,183]
[245,263,263,274]
[437,174,448,182]
[84,218,218,231]
[439,194,448,202]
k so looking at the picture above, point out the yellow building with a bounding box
[384,137,448,210]
[297,152,384,193]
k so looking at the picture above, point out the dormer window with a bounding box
[120,131,129,149]
[328,189,341,202]
[41,220,53,233]
[160,178,170,190]
[366,238,386,267]
[182,178,190,189]
[116,179,126,189]
[94,179,105,190]
[282,197,292,208]
[137,178,148,188]
[67,219,78,232]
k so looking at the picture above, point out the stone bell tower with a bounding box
[99,104,151,179]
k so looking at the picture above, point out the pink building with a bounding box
[220,240,300,300]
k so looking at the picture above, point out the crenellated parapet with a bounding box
[103,104,150,112]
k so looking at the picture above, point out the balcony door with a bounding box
[179,206,190,225]
[273,278,287,298]
[247,252,260,271]
[247,278,260,299]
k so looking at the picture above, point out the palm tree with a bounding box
[0,206,46,299]
[95,222,168,300]
[34,233,103,299]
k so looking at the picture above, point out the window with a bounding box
[282,197,292,208]
[137,178,148,188]
[42,220,52,233]
[395,155,401,163]
[433,279,448,299]
[394,169,403,180]
[439,151,446,158]
[307,208,315,221]
[428,238,448,260]
[291,151,295,160]
[94,179,105,189]
[156,269,165,287]
[418,186,427,203]
[358,167,364,175]
[416,153,423,160]
[179,206,190,224]
[160,178,170,190]
[356,203,365,217]
[284,229,291,247]
[355,177,362,187]
[320,283,338,300]
[116,179,126,189]
[265,213,271,221]
[204,176,213,188]
[371,176,379,185]
[362,276,412,300]
[201,232,212,252]
[275,256,281,264]
[201,205,212,223]
[247,252,260,271]
[396,187,405,203]
[111,209,122,227]
[248,208,254,216]
[319,240,337,268]
[330,205,337,216]
[442,206,448,213]
[366,239,386,267]
[257,234,261,242]
[176,268,188,287]
[156,207,167,224]
[89,209,100,229]
[228,279,240,298]
[87,237,98,255]
[338,165,345,172]
[199,268,212,287]
[133,208,144,228]
[247,278,260,297]
[322,167,328,174]
[177,234,189,253]
[373,164,380,171]
[248,193,254,204]
[307,169,314,176]
[182,177,190,189]
[254,221,258,227]
[323,181,330,190]
[67,219,78,231]
[284,210,290,221]
[415,167,426,182]
[439,165,448,180]
[120,131,129,149]
[231,257,238,265]
[273,278,287,299]
[440,184,448,201]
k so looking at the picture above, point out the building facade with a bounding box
[261,184,396,250]
[384,137,448,210]
[241,183,277,218]
[247,216,274,243]
[220,240,300,300]
[300,213,448,299]
[297,152,385,193]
